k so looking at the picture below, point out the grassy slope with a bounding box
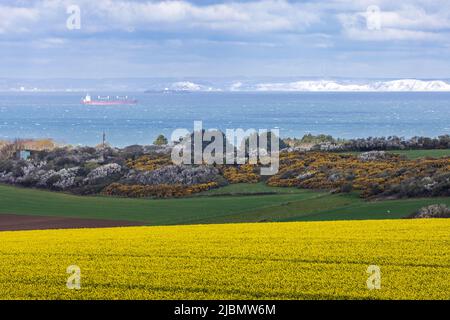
[0,184,326,225]
[1,183,449,225]
[346,149,450,159]
[197,183,307,195]
[1,219,449,299]
[194,192,450,224]
[391,149,450,159]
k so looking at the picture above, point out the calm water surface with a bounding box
[0,92,449,147]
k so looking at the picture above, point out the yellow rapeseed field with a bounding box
[0,219,449,299]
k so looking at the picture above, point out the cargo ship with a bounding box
[81,94,137,105]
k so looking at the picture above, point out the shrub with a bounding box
[103,182,219,198]
[120,145,144,160]
[0,160,14,173]
[220,164,260,184]
[127,155,172,171]
[85,163,122,182]
[124,165,224,186]
[267,151,449,199]
[153,134,168,146]
[340,183,353,193]
[408,204,450,219]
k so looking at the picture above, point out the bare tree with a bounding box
[0,139,25,160]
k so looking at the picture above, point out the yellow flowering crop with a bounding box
[0,219,449,299]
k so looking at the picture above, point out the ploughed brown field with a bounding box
[0,214,145,231]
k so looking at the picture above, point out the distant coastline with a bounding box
[2,78,450,93]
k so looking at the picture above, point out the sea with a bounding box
[0,92,449,147]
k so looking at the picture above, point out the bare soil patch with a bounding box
[0,214,146,231]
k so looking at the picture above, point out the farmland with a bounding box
[388,149,450,159]
[0,219,448,300]
[345,149,450,159]
[1,184,450,226]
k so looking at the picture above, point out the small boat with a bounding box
[81,94,137,105]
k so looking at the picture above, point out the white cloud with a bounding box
[0,5,39,33]
[1,0,449,42]
[338,2,450,41]
[0,0,320,34]
[343,28,445,42]
[32,37,67,49]
[380,6,450,30]
[92,0,320,33]
[0,0,319,32]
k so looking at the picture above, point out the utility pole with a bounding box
[102,131,106,149]
[101,131,106,161]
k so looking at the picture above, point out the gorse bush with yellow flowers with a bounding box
[219,164,260,184]
[268,152,450,198]
[103,182,218,198]
[126,154,173,171]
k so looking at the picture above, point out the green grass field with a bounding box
[197,183,307,195]
[345,149,450,159]
[1,183,449,225]
[390,149,450,159]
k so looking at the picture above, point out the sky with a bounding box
[1,0,450,79]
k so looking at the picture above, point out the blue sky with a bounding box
[1,0,450,79]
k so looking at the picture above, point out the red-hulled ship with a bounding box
[81,94,137,105]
